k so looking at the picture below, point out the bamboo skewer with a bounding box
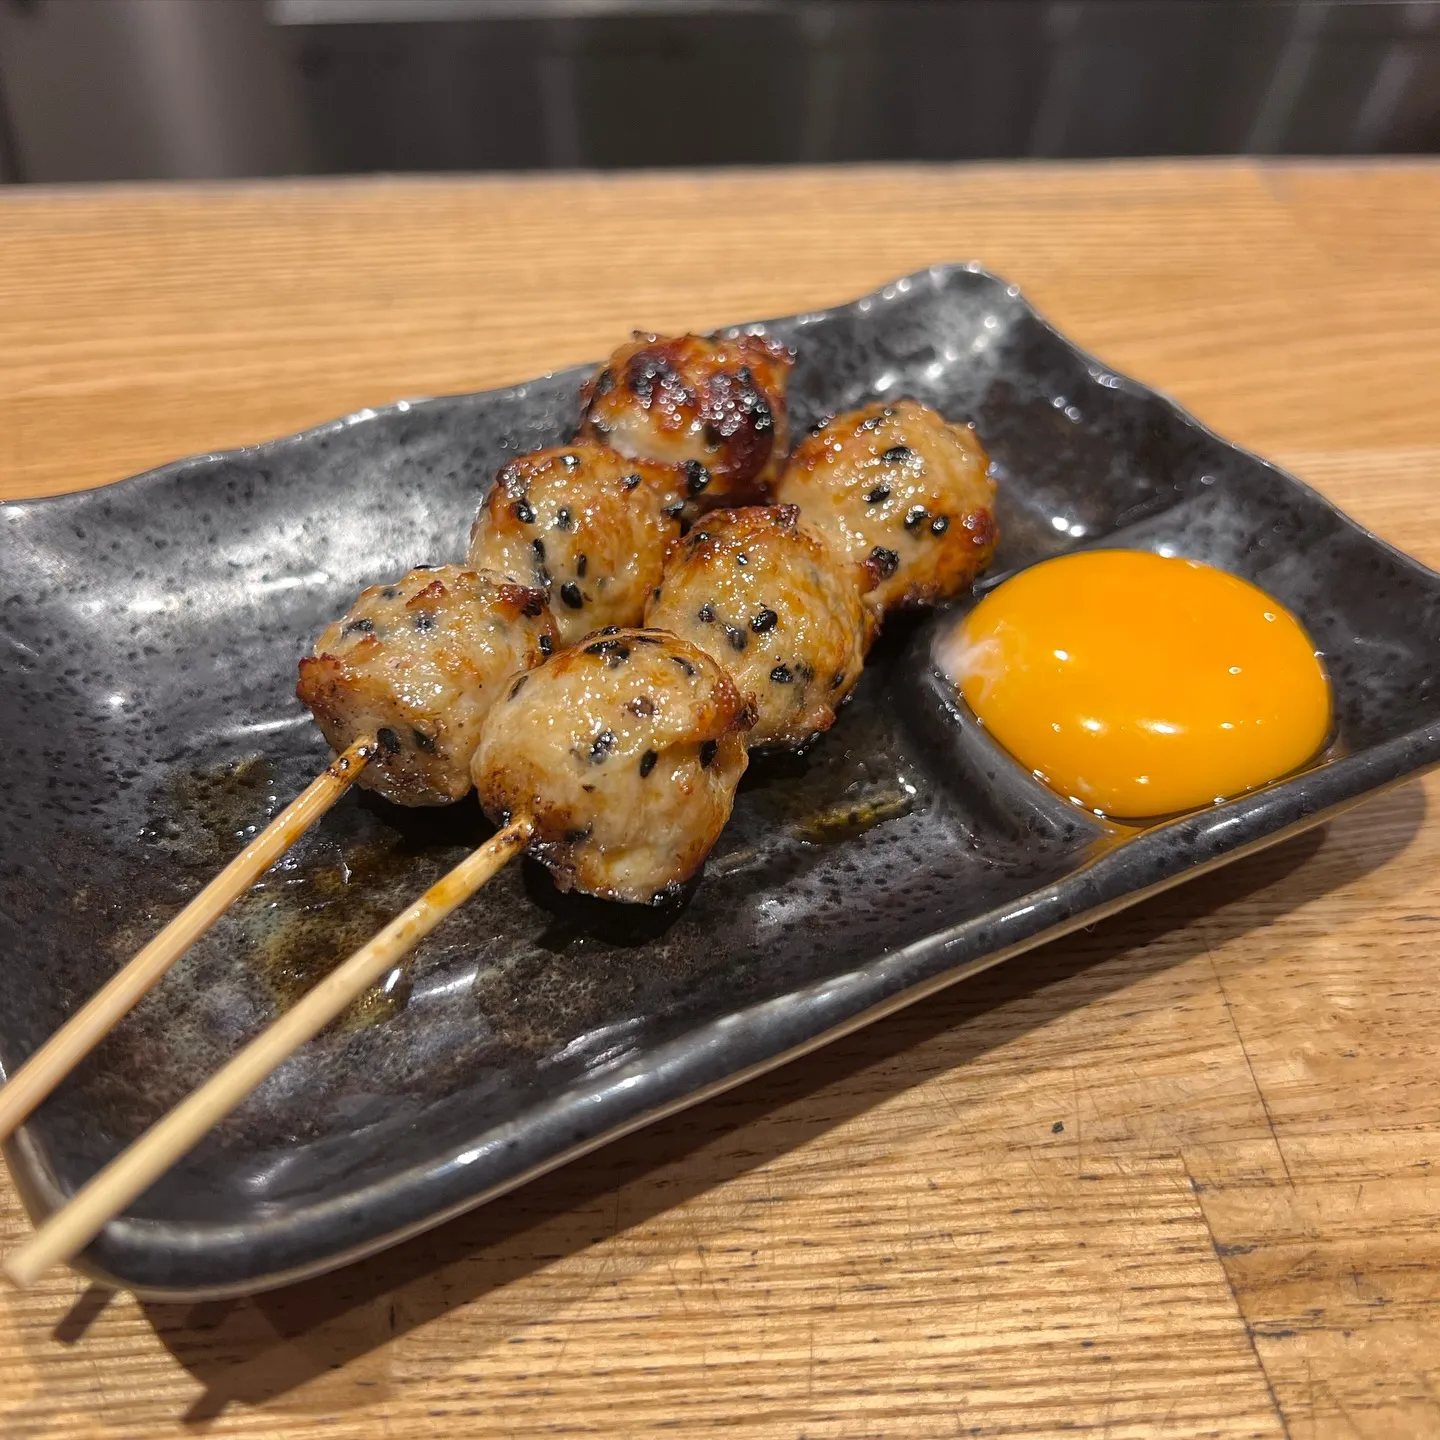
[0,736,378,1148]
[3,816,534,1289]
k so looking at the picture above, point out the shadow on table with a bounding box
[56,780,1427,1426]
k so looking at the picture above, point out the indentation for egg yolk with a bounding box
[947,549,1332,818]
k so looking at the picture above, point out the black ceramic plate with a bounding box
[3,265,1438,1299]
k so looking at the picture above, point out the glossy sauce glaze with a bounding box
[944,549,1332,819]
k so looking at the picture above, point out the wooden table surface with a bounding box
[2,160,1439,1439]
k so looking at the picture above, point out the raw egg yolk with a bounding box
[949,549,1331,819]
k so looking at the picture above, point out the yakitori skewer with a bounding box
[5,490,883,1281]
[3,348,1002,1283]
[6,628,753,1284]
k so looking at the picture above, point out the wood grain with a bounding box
[2,160,1438,1439]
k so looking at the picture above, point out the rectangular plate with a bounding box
[2,265,1438,1298]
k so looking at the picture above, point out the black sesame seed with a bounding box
[735,552,749,567]
[377,727,401,755]
[564,826,592,843]
[698,602,716,624]
[699,739,718,768]
[381,588,399,599]
[904,506,929,531]
[538,633,553,655]
[555,507,573,530]
[684,460,710,495]
[882,445,915,465]
[725,626,748,653]
[830,668,847,690]
[589,729,616,762]
[597,625,621,635]
[639,750,658,778]
[412,728,437,752]
[751,608,778,633]
[341,617,374,636]
[770,664,793,684]
[562,452,580,469]
[628,695,655,716]
[520,592,545,618]
[662,501,685,520]
[671,654,697,677]
[621,472,644,493]
[560,582,584,609]
[532,537,546,561]
[866,486,891,505]
[412,611,435,632]
[870,546,900,578]
[509,674,528,700]
[931,514,950,535]
[512,500,536,524]
[576,554,588,578]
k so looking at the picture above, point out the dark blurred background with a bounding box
[0,0,1436,183]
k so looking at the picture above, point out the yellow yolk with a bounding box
[948,549,1331,819]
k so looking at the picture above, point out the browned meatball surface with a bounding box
[577,332,793,513]
[776,399,998,611]
[467,442,684,647]
[645,506,873,750]
[472,629,750,903]
[297,565,558,806]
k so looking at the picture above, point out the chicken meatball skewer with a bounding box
[6,628,755,1285]
[7,361,1003,1281]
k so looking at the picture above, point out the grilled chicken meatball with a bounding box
[472,629,750,903]
[776,399,998,611]
[467,442,685,647]
[578,332,794,514]
[645,506,873,750]
[297,565,558,806]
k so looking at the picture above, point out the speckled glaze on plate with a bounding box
[2,265,1438,1299]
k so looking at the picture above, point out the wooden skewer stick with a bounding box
[3,816,534,1289]
[0,736,378,1147]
